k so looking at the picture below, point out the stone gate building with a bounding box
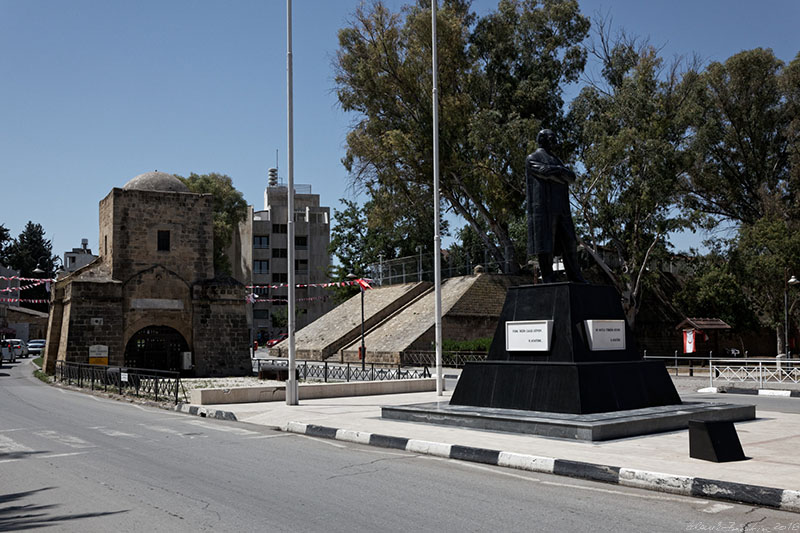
[43,171,251,377]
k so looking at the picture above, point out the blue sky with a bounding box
[1,0,798,261]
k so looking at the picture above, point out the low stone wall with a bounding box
[190,378,437,405]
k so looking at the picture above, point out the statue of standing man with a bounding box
[525,129,587,284]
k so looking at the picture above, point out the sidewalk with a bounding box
[177,377,800,512]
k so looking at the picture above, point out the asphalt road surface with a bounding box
[1,360,798,532]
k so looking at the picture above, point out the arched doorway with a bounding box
[124,326,189,372]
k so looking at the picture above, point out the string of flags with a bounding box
[246,278,372,303]
[246,279,372,291]
[0,298,50,304]
[0,275,57,283]
[0,279,52,293]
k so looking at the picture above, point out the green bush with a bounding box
[442,337,492,353]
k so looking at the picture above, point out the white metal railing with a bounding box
[708,358,800,388]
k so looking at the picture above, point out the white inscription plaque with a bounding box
[584,320,626,351]
[88,345,108,357]
[506,320,553,352]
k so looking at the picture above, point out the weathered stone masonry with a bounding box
[44,172,250,377]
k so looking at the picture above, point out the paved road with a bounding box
[1,360,798,532]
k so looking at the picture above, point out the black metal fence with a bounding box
[253,358,431,382]
[402,350,488,368]
[55,361,185,404]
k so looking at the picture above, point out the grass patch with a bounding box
[33,369,51,383]
[32,356,43,367]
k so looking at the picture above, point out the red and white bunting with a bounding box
[0,275,57,283]
[247,278,373,291]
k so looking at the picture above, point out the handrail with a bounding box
[54,361,185,404]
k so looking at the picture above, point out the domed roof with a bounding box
[122,171,189,193]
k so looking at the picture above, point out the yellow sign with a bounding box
[89,357,108,365]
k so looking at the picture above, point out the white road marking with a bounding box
[40,452,89,459]
[184,419,259,435]
[300,435,347,448]
[33,430,95,449]
[701,503,735,513]
[0,434,34,454]
[246,434,292,440]
[139,424,186,436]
[92,427,139,438]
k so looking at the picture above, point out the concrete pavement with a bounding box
[176,378,800,513]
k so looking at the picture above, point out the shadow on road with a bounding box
[0,487,129,531]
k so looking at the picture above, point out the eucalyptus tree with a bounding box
[335,0,589,272]
[569,29,700,325]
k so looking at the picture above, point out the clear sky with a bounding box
[1,0,798,261]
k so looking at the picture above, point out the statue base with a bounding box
[449,282,681,415]
[450,360,680,414]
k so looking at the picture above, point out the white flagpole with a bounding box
[286,0,298,405]
[432,0,443,396]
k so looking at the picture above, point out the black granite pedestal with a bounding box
[449,283,682,414]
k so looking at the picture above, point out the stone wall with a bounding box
[121,265,193,352]
[60,280,124,366]
[192,279,251,376]
[102,188,214,284]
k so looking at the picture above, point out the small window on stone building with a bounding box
[272,272,288,283]
[272,248,288,258]
[254,260,269,274]
[104,235,108,256]
[254,236,269,249]
[157,230,170,251]
[272,224,287,234]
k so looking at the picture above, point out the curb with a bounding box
[175,402,238,421]
[282,421,800,514]
[701,387,800,398]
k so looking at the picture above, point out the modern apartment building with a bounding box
[245,182,332,344]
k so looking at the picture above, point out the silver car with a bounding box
[7,339,29,358]
[28,339,46,357]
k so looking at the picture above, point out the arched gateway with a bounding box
[124,326,189,372]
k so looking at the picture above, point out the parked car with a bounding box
[7,339,28,358]
[28,339,46,357]
[266,333,288,347]
[1,340,16,363]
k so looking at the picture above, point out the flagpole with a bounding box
[286,0,298,405]
[432,0,443,396]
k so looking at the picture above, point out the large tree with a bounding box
[335,0,589,272]
[568,28,700,325]
[3,221,57,312]
[728,216,800,354]
[177,172,248,277]
[684,48,795,226]
[0,224,11,266]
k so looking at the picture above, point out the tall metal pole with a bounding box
[786,268,790,357]
[432,0,443,396]
[286,0,298,405]
[360,287,366,371]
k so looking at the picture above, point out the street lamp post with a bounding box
[784,268,799,356]
[347,273,366,371]
[416,245,423,282]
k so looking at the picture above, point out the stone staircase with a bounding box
[289,281,431,361]
[283,273,528,364]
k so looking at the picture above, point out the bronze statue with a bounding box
[525,129,586,283]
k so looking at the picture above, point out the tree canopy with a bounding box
[569,27,700,324]
[2,221,57,312]
[335,0,589,273]
[177,172,248,277]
